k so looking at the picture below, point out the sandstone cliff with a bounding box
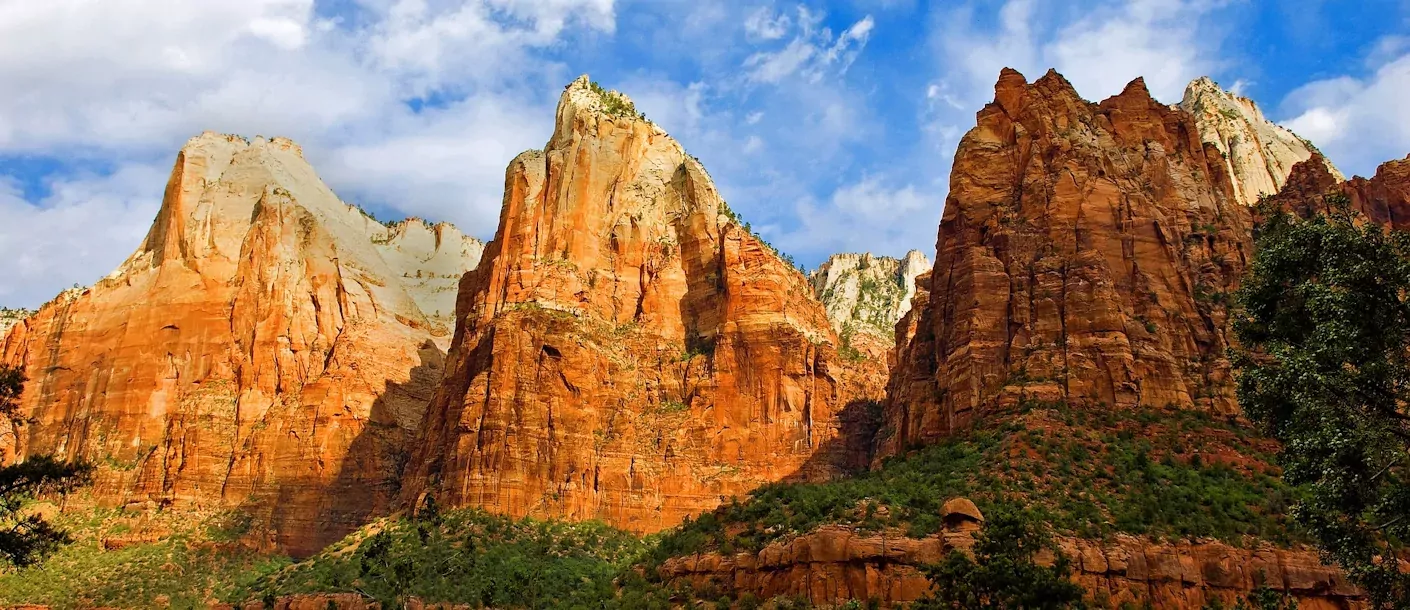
[660,525,1362,609]
[398,77,887,533]
[1179,77,1343,207]
[808,250,931,341]
[0,133,480,554]
[882,69,1252,456]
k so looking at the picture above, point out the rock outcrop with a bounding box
[1179,77,1343,207]
[0,133,480,555]
[1267,152,1410,230]
[882,69,1252,456]
[808,251,931,340]
[398,77,885,533]
[659,526,1363,609]
[0,308,33,337]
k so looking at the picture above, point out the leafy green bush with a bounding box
[242,508,653,609]
[914,507,1085,610]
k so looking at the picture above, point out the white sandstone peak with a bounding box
[1179,77,1344,206]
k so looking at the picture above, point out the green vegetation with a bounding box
[914,508,1085,610]
[650,400,1296,563]
[589,81,646,121]
[0,365,93,568]
[1233,193,1410,608]
[242,507,663,609]
[0,507,289,608]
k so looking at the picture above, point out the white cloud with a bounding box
[0,0,616,307]
[774,175,943,259]
[1281,50,1410,177]
[744,6,791,41]
[0,164,166,306]
[932,0,1219,108]
[743,7,873,84]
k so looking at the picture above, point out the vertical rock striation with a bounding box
[1179,77,1343,207]
[882,69,1252,457]
[0,133,480,554]
[398,77,884,533]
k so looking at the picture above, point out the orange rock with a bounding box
[396,76,882,534]
[881,69,1252,457]
[658,526,1365,608]
[0,134,482,555]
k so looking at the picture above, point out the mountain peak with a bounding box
[1178,76,1344,206]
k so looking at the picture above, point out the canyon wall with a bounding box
[881,69,1253,456]
[397,77,887,533]
[0,133,482,555]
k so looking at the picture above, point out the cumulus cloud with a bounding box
[776,175,944,259]
[0,164,165,305]
[743,6,874,84]
[1281,50,1410,178]
[922,0,1226,160]
[0,0,616,307]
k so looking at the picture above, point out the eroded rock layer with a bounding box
[659,526,1363,609]
[882,69,1252,456]
[0,133,480,554]
[398,77,887,533]
[1179,77,1343,207]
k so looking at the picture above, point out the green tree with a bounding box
[913,507,1086,609]
[1232,194,1410,608]
[0,364,93,568]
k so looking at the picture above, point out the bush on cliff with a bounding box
[0,364,93,568]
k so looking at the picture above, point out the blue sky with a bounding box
[1,0,1407,307]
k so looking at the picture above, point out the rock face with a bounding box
[0,307,34,337]
[882,69,1252,456]
[398,77,883,533]
[808,251,931,339]
[658,526,1363,609]
[1179,77,1343,207]
[1268,152,1410,230]
[0,133,480,555]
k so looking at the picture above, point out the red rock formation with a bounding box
[398,77,885,533]
[659,526,1364,609]
[1266,153,1410,230]
[0,133,479,555]
[881,69,1252,456]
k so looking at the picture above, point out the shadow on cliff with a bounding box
[246,340,445,558]
[785,398,885,483]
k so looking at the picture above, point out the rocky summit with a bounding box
[0,133,482,555]
[809,250,931,343]
[1179,76,1344,207]
[396,76,888,534]
[882,69,1253,456]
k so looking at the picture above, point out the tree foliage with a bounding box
[1232,194,1410,607]
[913,507,1086,610]
[0,364,92,568]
